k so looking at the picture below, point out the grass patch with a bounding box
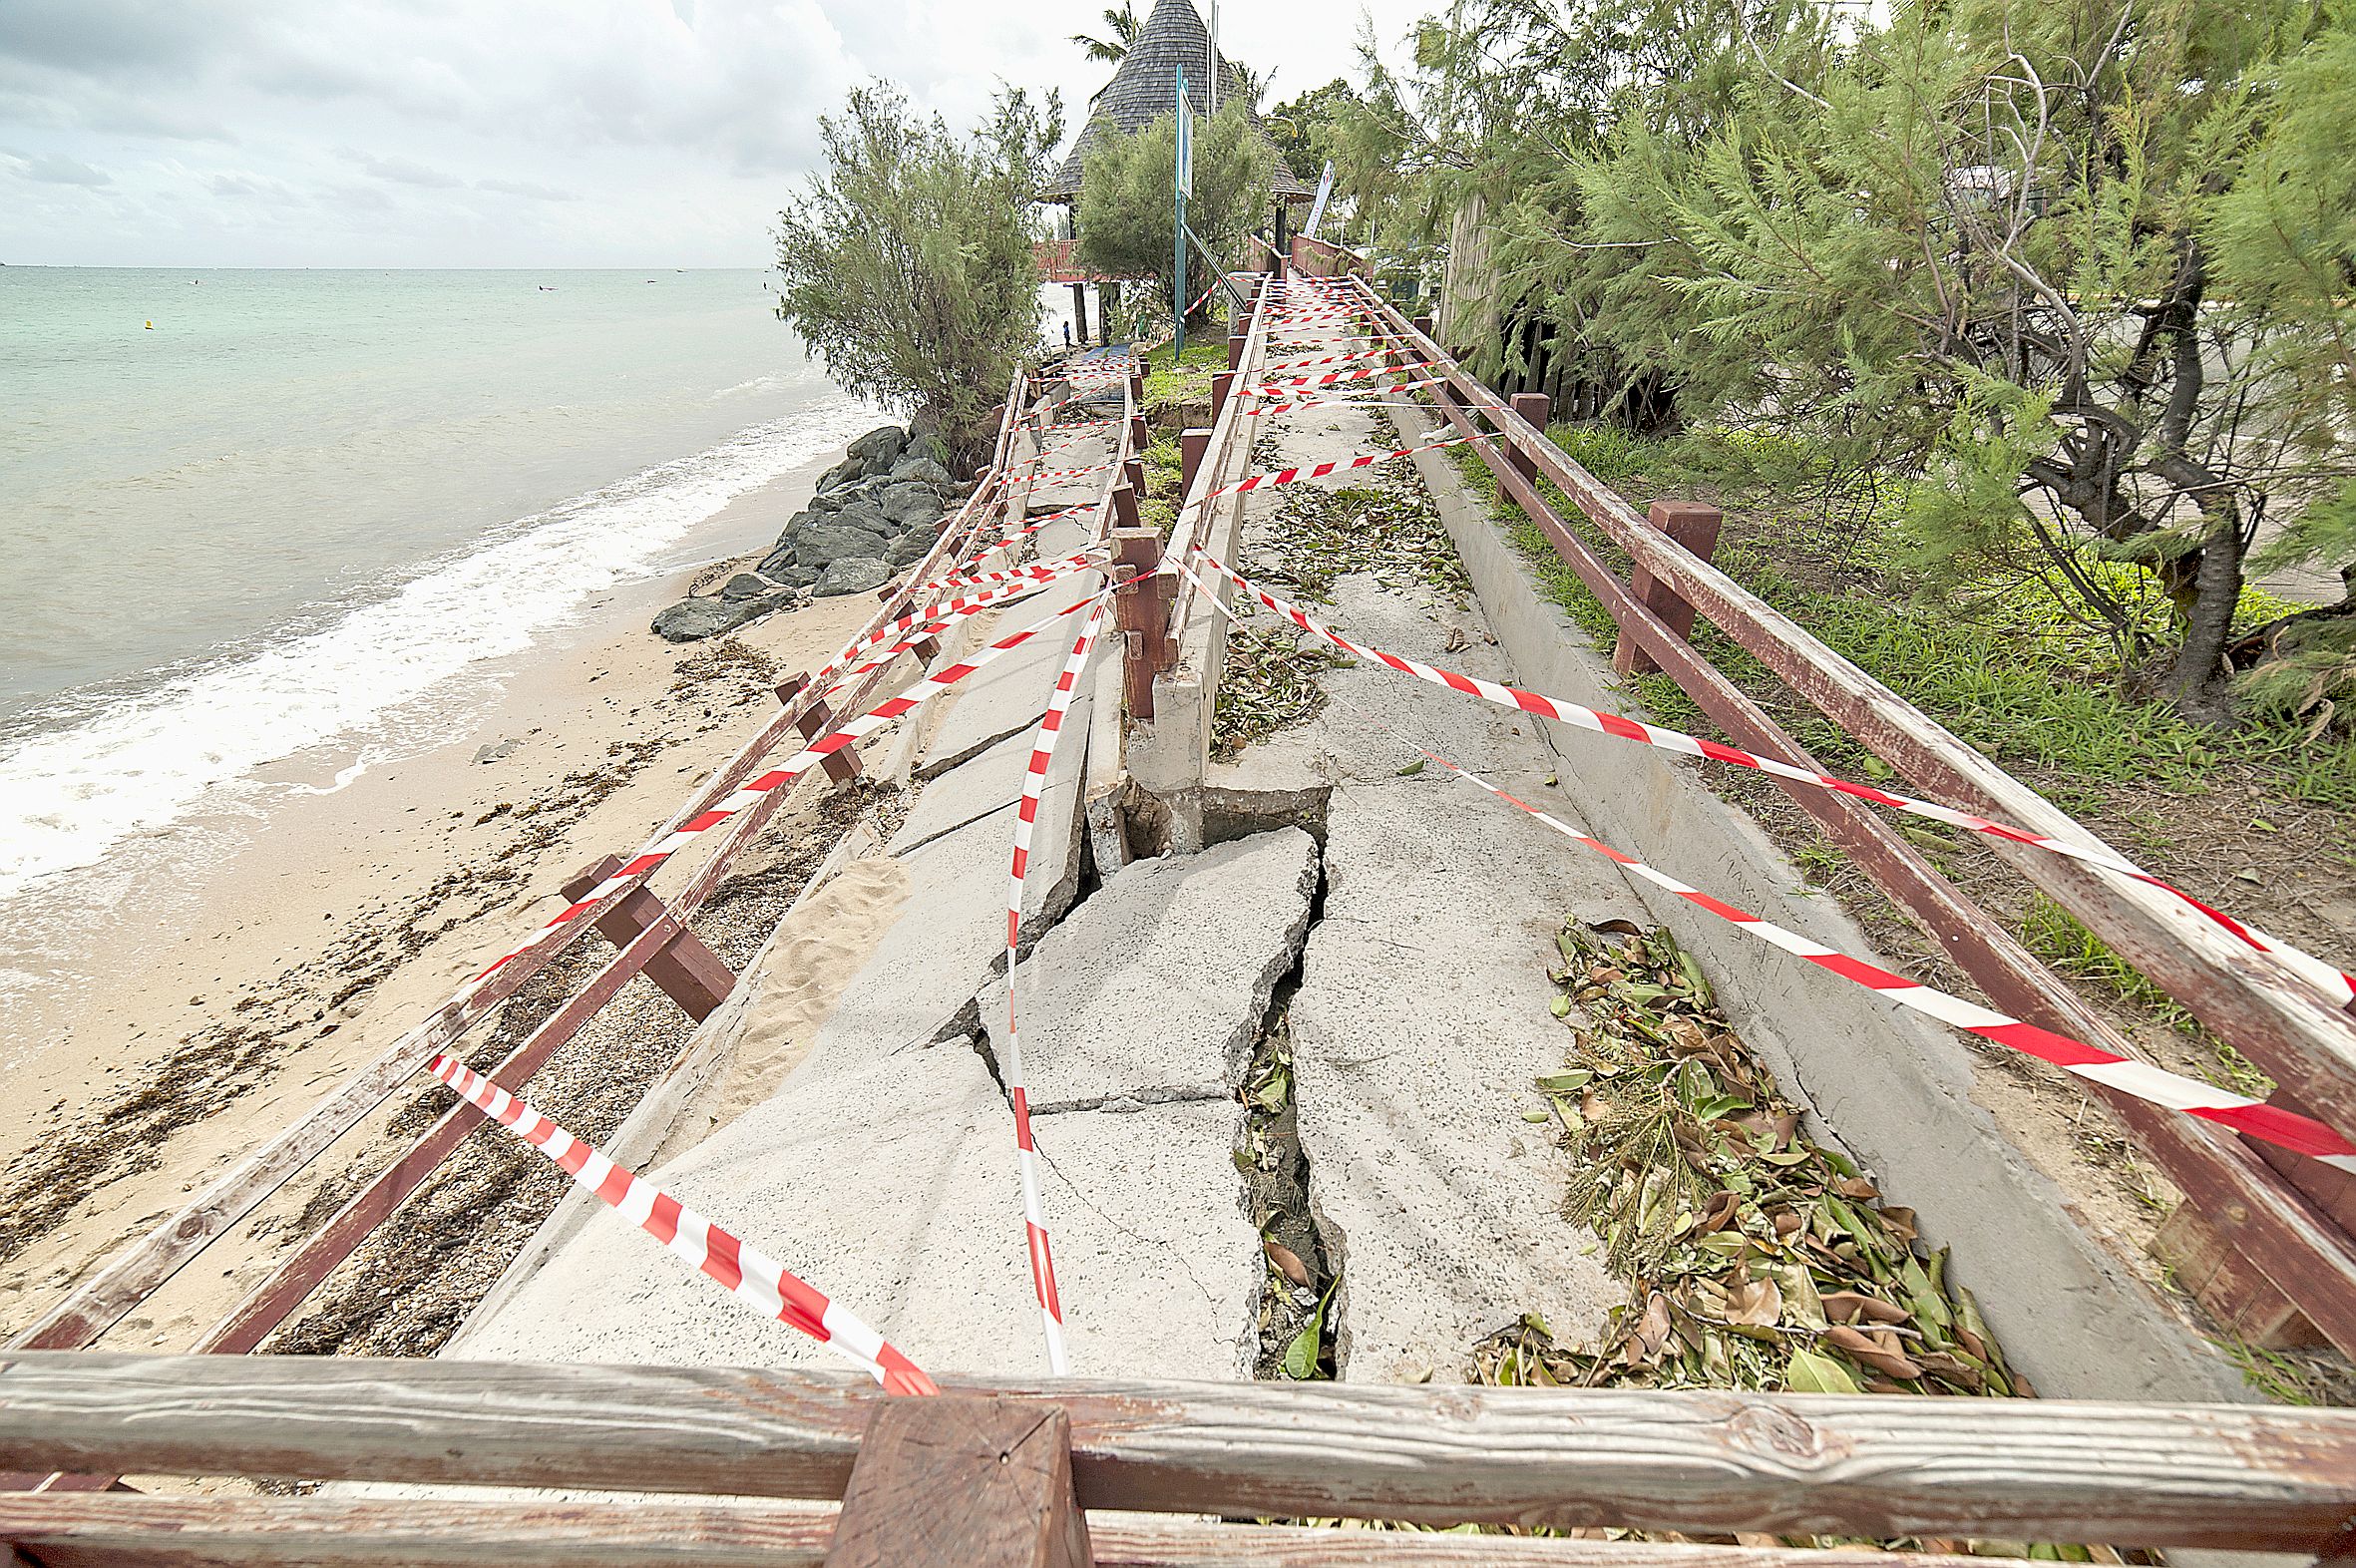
[1141,336,1227,410]
[1446,424,2356,808]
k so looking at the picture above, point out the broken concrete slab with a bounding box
[1404,427,2251,1406]
[1289,785,1634,1386]
[455,1033,1258,1381]
[981,827,1320,1113]
[915,570,1107,781]
[1028,1095,1262,1380]
[888,679,1093,858]
[798,793,1082,1086]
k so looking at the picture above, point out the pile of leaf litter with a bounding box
[1254,479,1471,604]
[1211,619,1349,760]
[1481,918,2035,1402]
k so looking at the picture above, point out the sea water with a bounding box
[0,267,875,903]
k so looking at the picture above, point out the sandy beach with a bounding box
[0,451,912,1351]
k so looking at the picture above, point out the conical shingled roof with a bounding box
[1043,0,1316,202]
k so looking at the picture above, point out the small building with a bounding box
[1041,0,1317,340]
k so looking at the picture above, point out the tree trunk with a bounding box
[2162,508,2244,726]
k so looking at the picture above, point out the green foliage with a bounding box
[774,83,1060,464]
[1367,0,2356,728]
[1265,77,1358,179]
[1069,3,1141,66]
[1075,99,1274,323]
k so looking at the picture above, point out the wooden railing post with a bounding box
[558,856,734,1021]
[1212,370,1235,423]
[1508,393,1550,488]
[1112,530,1176,721]
[1127,369,1145,404]
[1110,484,1142,534]
[1613,500,1724,678]
[1128,413,1150,455]
[776,674,866,786]
[1180,428,1213,495]
[824,1395,1092,1568]
[1228,333,1248,372]
[1122,457,1146,497]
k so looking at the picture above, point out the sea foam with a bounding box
[0,400,876,902]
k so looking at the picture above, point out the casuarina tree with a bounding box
[775,82,1061,470]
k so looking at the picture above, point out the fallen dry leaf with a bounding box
[1264,1240,1311,1288]
[1823,1323,1924,1380]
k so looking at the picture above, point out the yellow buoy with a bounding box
[145,320,154,330]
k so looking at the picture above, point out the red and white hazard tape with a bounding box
[1192,430,1491,503]
[1251,364,1427,395]
[472,588,1116,988]
[819,552,1108,699]
[1262,347,1439,375]
[1001,590,1115,1375]
[424,1052,937,1393]
[1317,705,2356,1176]
[1248,377,1453,420]
[1180,547,2356,1013]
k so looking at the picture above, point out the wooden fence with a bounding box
[0,1353,2349,1564]
[1272,238,2356,1358]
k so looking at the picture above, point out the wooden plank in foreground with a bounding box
[0,1356,2349,1552]
[0,1495,2019,1568]
[825,1395,1091,1568]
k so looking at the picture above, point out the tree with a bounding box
[1266,77,1358,177]
[1348,0,2356,727]
[773,83,1061,469]
[1075,98,1274,327]
[1071,4,1143,67]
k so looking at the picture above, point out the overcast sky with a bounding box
[0,0,1427,268]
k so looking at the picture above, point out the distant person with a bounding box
[1062,321,1073,350]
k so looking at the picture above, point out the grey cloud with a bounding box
[476,177,577,202]
[337,147,461,188]
[25,152,108,184]
[0,0,252,75]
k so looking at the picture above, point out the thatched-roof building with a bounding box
[1042,0,1317,205]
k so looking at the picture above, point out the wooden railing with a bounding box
[1263,252,2356,1357]
[0,1353,2348,1563]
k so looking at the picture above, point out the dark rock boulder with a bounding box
[654,595,786,643]
[720,573,775,601]
[817,457,865,494]
[829,501,896,541]
[812,556,892,597]
[848,425,908,477]
[793,521,894,568]
[757,551,820,588]
[889,453,956,491]
[876,481,944,529]
[888,528,936,567]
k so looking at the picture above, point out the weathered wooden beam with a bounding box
[0,1357,2349,1551]
[825,1396,1090,1568]
[1614,500,1724,678]
[559,856,735,1019]
[0,1495,2034,1568]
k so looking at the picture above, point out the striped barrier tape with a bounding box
[1192,430,1492,503]
[1251,364,1428,395]
[1261,348,1440,375]
[424,1052,936,1394]
[1179,546,2356,1014]
[1184,277,1222,320]
[818,552,1109,699]
[472,587,1117,987]
[1001,589,1115,1375]
[1247,377,1454,420]
[1308,691,2356,1177]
